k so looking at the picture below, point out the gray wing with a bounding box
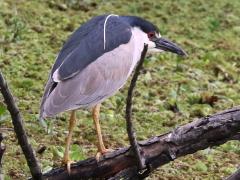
[40,15,132,118]
[51,15,106,74]
[52,15,132,80]
[41,38,135,118]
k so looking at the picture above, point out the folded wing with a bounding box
[40,15,133,118]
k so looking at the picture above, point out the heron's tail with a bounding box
[39,73,56,117]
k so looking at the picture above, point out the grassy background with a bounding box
[0,0,240,179]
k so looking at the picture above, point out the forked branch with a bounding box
[39,106,240,179]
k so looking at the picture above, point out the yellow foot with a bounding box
[95,149,114,162]
[62,159,75,174]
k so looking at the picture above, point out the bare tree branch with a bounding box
[38,106,240,180]
[0,72,43,180]
[125,44,148,171]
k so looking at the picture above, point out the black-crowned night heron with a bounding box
[39,14,186,173]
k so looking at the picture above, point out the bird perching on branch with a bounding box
[39,14,186,173]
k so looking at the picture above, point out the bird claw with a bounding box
[62,159,75,174]
[95,148,114,162]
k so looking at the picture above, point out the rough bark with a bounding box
[39,106,240,180]
[0,72,43,180]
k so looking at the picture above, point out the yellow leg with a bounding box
[93,104,113,161]
[92,104,106,154]
[63,110,76,174]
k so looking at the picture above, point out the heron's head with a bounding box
[121,16,187,56]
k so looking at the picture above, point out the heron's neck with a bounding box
[126,27,150,77]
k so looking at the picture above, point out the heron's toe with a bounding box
[95,148,114,162]
[62,159,75,174]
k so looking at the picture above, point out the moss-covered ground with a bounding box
[0,0,240,179]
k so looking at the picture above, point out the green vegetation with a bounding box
[0,0,240,179]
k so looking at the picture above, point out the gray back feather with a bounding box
[52,15,132,80]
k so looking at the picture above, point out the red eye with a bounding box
[148,32,155,38]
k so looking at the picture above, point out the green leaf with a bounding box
[70,144,86,161]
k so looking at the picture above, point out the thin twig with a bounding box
[0,72,43,180]
[125,44,148,172]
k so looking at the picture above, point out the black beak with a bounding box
[154,37,187,56]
